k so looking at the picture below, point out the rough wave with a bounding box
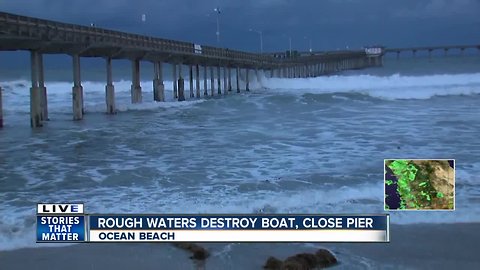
[261,73,480,100]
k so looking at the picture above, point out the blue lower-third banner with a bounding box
[88,214,389,243]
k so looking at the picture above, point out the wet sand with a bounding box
[0,223,478,270]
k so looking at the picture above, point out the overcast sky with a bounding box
[1,0,479,53]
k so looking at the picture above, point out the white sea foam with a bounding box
[260,73,480,100]
[2,72,479,117]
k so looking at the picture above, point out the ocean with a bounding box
[0,54,479,269]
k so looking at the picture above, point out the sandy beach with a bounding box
[0,223,478,270]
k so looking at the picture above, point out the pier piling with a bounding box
[203,65,208,96]
[189,65,194,98]
[105,57,116,114]
[210,66,215,96]
[195,64,200,98]
[173,64,178,99]
[130,59,142,103]
[30,51,43,127]
[37,53,48,121]
[236,67,240,93]
[72,54,83,121]
[178,65,185,101]
[217,66,221,95]
[246,69,250,91]
[223,67,228,95]
[228,67,232,91]
[153,61,165,102]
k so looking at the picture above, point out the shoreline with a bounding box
[0,223,478,269]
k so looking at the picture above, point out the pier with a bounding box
[0,12,382,128]
[385,45,480,59]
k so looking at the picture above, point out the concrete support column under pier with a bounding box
[227,67,232,91]
[246,69,250,91]
[153,61,165,102]
[236,67,240,93]
[217,66,221,95]
[223,67,228,95]
[72,54,83,121]
[105,57,116,114]
[130,59,142,103]
[203,65,208,96]
[177,65,185,101]
[172,64,178,99]
[195,64,200,98]
[210,66,215,96]
[37,53,48,121]
[189,65,194,98]
[29,51,45,127]
[30,52,42,127]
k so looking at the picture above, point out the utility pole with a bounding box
[249,29,263,53]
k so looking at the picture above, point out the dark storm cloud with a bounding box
[1,0,479,51]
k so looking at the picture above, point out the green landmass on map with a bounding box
[385,159,455,210]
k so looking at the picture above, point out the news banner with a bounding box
[37,203,390,243]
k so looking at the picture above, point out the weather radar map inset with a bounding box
[384,159,455,210]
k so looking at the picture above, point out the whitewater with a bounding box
[0,56,479,252]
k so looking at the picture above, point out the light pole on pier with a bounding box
[214,7,221,44]
[282,34,292,57]
[249,29,263,53]
[304,36,312,53]
[141,14,147,35]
